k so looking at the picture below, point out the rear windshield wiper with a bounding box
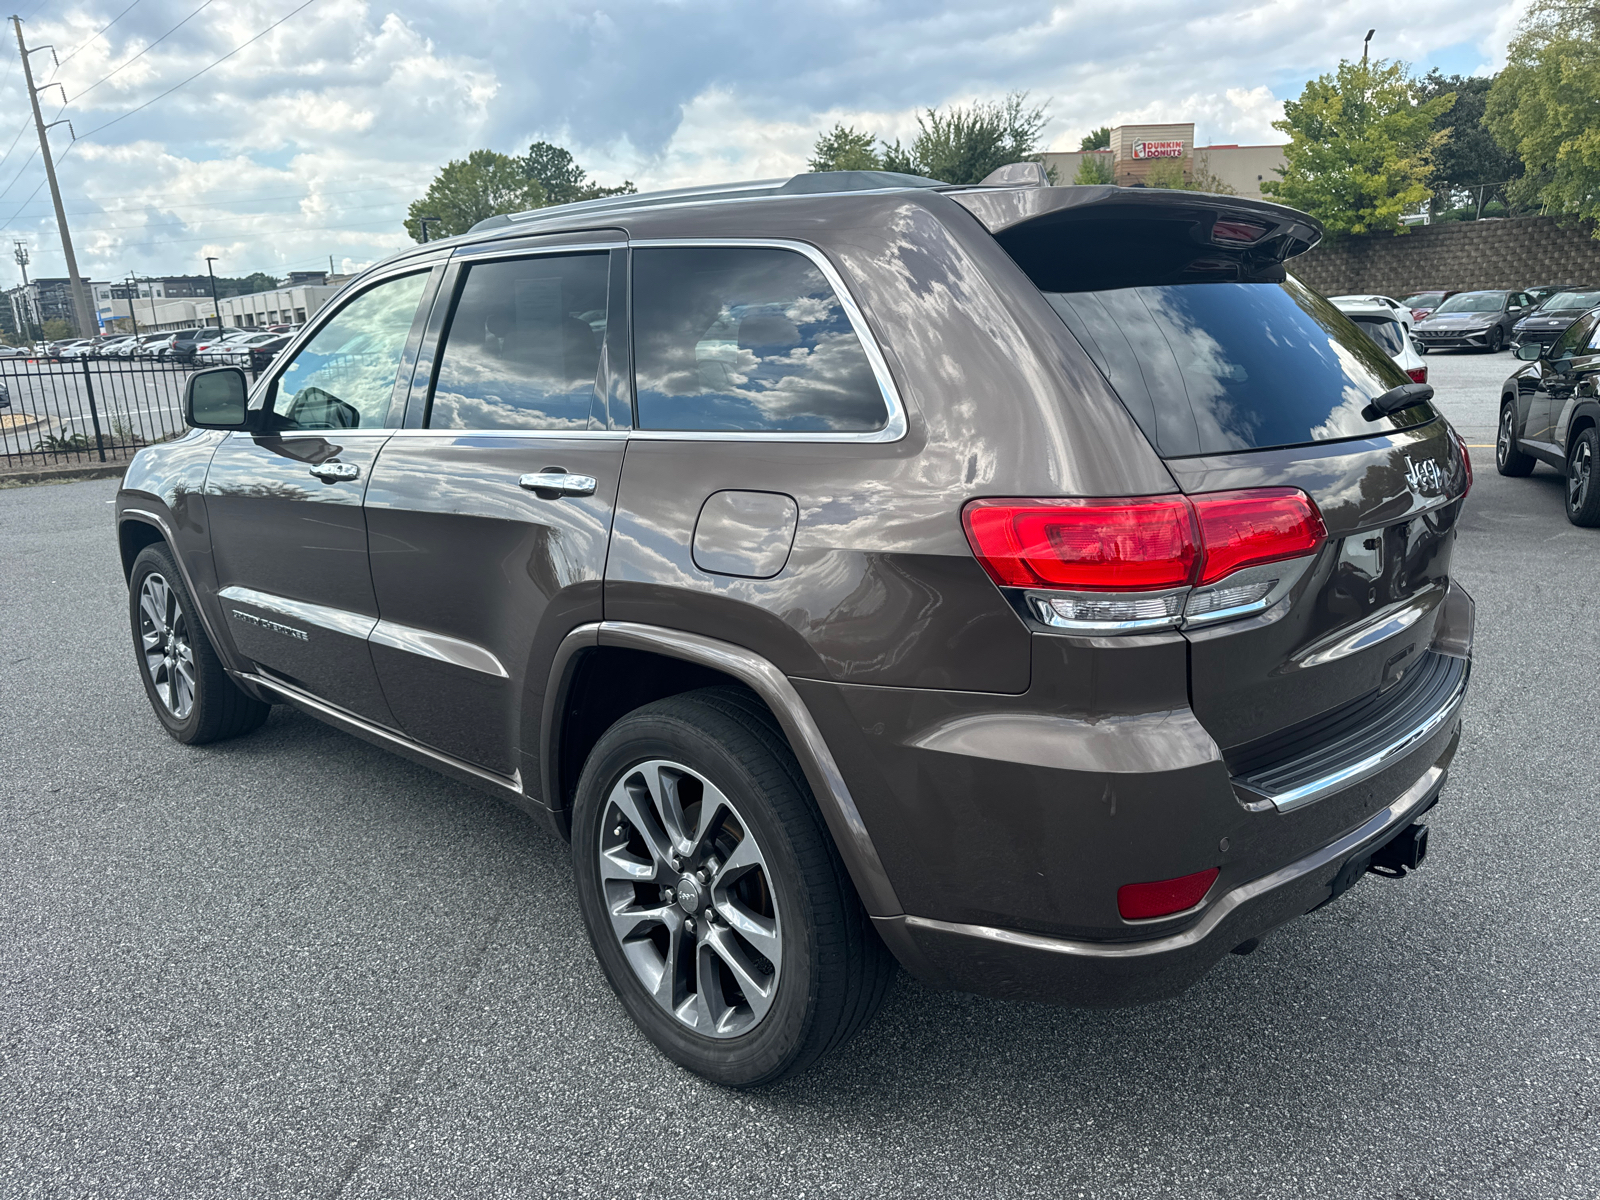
[1367,382,1434,416]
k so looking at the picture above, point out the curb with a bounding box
[0,461,129,487]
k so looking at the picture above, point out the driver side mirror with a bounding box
[1515,342,1543,361]
[184,365,253,430]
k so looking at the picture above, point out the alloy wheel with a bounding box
[137,572,196,719]
[1498,406,1515,470]
[597,758,781,1039]
[1569,438,1593,514]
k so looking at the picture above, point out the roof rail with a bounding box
[468,170,949,234]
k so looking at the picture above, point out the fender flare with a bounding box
[542,621,903,918]
[118,506,229,657]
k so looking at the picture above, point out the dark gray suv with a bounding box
[116,170,1475,1085]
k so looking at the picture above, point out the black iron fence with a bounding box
[0,354,263,472]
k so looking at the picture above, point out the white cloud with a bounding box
[0,0,1530,286]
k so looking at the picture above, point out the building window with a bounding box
[295,308,306,322]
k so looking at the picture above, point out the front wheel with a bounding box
[571,688,894,1086]
[1497,401,1536,477]
[1486,326,1504,353]
[128,544,271,743]
[1566,428,1600,526]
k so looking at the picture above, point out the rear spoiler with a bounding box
[949,185,1322,292]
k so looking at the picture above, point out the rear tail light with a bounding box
[1212,218,1268,244]
[1118,868,1220,920]
[1406,365,1427,384]
[1453,428,1473,496]
[963,489,1326,629]
[1411,309,1428,322]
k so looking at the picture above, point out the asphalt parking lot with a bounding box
[2,349,1596,1199]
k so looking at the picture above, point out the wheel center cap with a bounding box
[675,876,703,914]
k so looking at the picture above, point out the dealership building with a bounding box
[1041,123,1286,199]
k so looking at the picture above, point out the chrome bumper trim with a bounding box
[1259,659,1469,813]
[903,759,1448,962]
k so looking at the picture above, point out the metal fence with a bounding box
[0,355,262,472]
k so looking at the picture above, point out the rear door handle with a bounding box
[309,462,360,482]
[519,470,597,497]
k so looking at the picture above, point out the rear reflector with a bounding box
[1406,365,1427,384]
[1117,867,1220,920]
[964,489,1325,594]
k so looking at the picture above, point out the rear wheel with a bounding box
[1497,401,1536,477]
[128,544,270,744]
[571,687,893,1086]
[1566,428,1600,526]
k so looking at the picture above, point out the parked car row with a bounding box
[0,325,300,366]
[1330,286,1599,358]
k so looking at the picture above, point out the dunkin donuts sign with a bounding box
[1132,140,1185,159]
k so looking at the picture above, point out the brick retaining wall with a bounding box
[1289,215,1600,298]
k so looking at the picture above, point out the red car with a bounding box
[1402,289,1459,322]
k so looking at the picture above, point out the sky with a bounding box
[0,0,1531,287]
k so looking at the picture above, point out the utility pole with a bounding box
[14,240,29,286]
[205,256,221,328]
[125,273,139,338]
[13,17,95,339]
[1362,28,1375,63]
[12,240,31,339]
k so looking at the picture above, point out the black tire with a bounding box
[1566,427,1600,527]
[1486,326,1504,353]
[1497,400,1536,477]
[1416,342,1430,355]
[571,687,894,1086]
[128,543,270,744]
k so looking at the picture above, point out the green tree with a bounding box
[1486,0,1600,231]
[521,141,635,205]
[808,124,882,171]
[1073,153,1114,184]
[41,318,73,340]
[1263,58,1454,235]
[907,92,1051,183]
[1079,125,1111,151]
[1144,157,1188,189]
[404,150,546,242]
[213,272,282,298]
[1420,70,1522,217]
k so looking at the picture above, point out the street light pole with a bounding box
[418,217,441,243]
[1363,28,1375,63]
[126,274,139,339]
[205,257,221,328]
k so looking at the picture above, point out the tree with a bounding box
[41,318,72,340]
[1073,153,1114,184]
[1263,58,1454,236]
[1419,70,1522,217]
[404,150,546,242]
[213,272,282,298]
[1079,126,1111,151]
[1486,0,1600,233]
[907,92,1051,184]
[808,124,882,171]
[521,141,635,205]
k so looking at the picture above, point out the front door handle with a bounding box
[519,470,597,497]
[309,462,360,483]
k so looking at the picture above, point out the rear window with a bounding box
[1044,277,1429,458]
[1402,292,1445,307]
[1348,314,1406,356]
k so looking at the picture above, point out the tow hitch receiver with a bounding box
[1319,821,1432,909]
[1369,822,1429,876]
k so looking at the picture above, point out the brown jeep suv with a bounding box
[116,169,1475,1085]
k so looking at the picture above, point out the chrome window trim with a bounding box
[448,239,623,263]
[379,427,629,441]
[625,237,908,444]
[217,585,376,640]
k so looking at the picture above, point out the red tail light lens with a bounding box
[964,489,1325,594]
[1118,867,1220,919]
[1212,219,1268,243]
[1406,365,1427,384]
[1190,488,1327,585]
[962,498,1198,591]
[1453,428,1473,495]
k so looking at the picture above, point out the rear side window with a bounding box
[1348,315,1406,356]
[1045,277,1427,458]
[428,253,608,431]
[630,245,888,433]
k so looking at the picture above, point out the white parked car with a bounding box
[1329,294,1416,332]
[1336,299,1427,383]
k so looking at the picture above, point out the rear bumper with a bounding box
[874,726,1458,1006]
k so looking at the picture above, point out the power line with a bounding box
[49,0,144,77]
[75,0,319,140]
[67,0,213,104]
[3,179,419,217]
[69,196,404,233]
[95,215,409,251]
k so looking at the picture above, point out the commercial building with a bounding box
[1041,123,1286,200]
[217,280,345,329]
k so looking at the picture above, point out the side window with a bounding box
[1552,314,1598,360]
[272,272,429,431]
[631,245,888,433]
[1587,320,1600,354]
[426,253,608,431]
